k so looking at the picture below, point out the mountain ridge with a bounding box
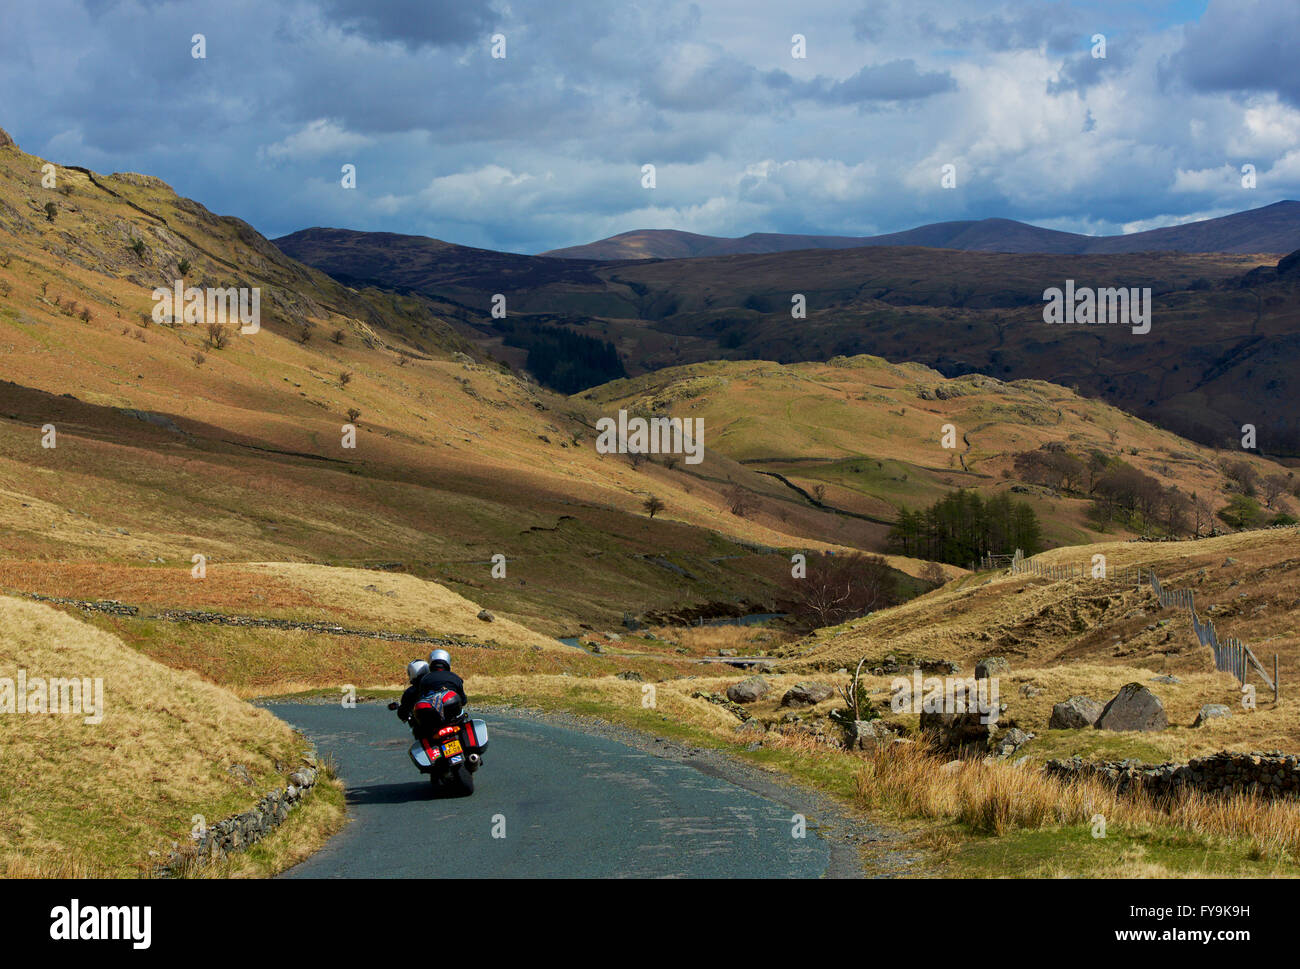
[539,201,1300,260]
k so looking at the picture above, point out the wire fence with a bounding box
[1008,549,1278,701]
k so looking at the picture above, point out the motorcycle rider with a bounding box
[396,648,467,724]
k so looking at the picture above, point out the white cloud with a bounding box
[260,119,373,161]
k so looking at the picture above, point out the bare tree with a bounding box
[642,495,665,518]
[778,552,898,630]
[339,370,352,387]
[206,322,229,349]
[1191,492,1214,537]
[812,483,827,503]
[1262,473,1289,510]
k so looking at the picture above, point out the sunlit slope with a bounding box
[582,355,1288,547]
[0,595,308,876]
[794,529,1299,678]
[0,133,906,631]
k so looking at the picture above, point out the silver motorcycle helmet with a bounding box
[428,648,451,669]
[406,659,429,683]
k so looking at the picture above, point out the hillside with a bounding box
[780,528,1300,760]
[0,128,933,639]
[0,596,335,876]
[581,356,1292,550]
[277,223,1297,456]
[542,201,1300,260]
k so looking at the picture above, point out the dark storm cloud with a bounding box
[767,60,956,105]
[316,0,497,49]
[1167,0,1300,107]
[0,0,1294,253]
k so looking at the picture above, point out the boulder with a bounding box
[920,709,994,752]
[727,676,771,704]
[993,727,1033,758]
[1095,683,1167,732]
[918,658,961,674]
[1049,696,1105,729]
[846,719,896,749]
[975,656,1010,679]
[780,681,834,707]
[477,609,494,622]
[1192,704,1232,727]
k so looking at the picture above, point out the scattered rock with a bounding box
[1150,674,1180,684]
[616,670,644,682]
[920,709,994,752]
[1020,684,1042,698]
[691,690,750,721]
[1192,704,1232,727]
[1049,696,1105,729]
[476,609,494,622]
[975,656,1010,679]
[780,681,834,707]
[846,719,896,749]
[726,676,770,704]
[993,727,1034,758]
[1095,683,1167,732]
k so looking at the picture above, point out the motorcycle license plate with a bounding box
[443,740,463,756]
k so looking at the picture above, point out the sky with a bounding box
[2,0,1298,253]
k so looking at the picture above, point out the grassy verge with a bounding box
[186,759,347,879]
[464,676,1300,878]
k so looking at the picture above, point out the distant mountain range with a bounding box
[539,200,1300,260]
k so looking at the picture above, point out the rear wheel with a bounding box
[451,763,475,796]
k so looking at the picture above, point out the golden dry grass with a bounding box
[242,562,563,650]
[0,596,307,876]
[851,740,1300,863]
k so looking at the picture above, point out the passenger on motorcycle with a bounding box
[396,649,468,727]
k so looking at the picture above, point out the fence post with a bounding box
[1275,655,1280,703]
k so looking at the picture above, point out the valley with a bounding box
[3,125,1300,880]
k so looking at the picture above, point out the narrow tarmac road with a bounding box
[269,703,845,878]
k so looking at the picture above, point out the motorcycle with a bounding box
[387,690,489,796]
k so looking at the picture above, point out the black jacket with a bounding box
[398,668,467,722]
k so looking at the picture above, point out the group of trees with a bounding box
[1013,444,1295,537]
[499,322,625,394]
[887,489,1043,566]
